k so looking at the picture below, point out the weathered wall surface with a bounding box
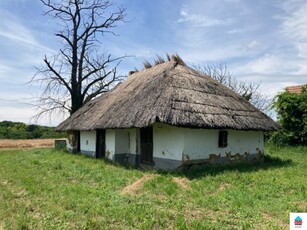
[105,129,115,160]
[67,131,78,152]
[182,128,264,165]
[152,123,184,169]
[114,128,137,164]
[153,123,184,161]
[151,123,264,168]
[80,131,96,157]
[78,123,264,169]
[105,128,137,163]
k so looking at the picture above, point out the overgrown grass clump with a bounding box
[0,145,306,229]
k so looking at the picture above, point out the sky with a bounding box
[0,0,306,126]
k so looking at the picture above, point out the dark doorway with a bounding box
[140,127,153,164]
[77,131,81,152]
[96,129,105,158]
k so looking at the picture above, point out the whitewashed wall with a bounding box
[183,128,264,160]
[105,128,137,160]
[80,131,96,156]
[129,129,137,155]
[153,123,184,161]
[151,123,264,162]
[105,129,115,160]
[78,123,263,168]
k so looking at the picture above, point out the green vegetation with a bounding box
[0,121,66,139]
[0,146,306,229]
[270,86,307,145]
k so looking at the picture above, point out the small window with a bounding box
[218,131,228,148]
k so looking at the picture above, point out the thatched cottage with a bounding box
[56,55,278,170]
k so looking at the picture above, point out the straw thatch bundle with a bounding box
[56,55,278,131]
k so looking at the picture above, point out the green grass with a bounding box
[0,145,306,229]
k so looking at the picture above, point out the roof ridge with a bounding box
[144,54,186,69]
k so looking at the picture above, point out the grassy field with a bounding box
[0,146,306,229]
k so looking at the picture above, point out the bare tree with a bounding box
[194,62,271,114]
[32,0,127,119]
[30,0,127,151]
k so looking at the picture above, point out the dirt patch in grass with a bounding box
[1,180,28,198]
[185,207,229,223]
[121,174,156,195]
[261,212,288,229]
[185,208,204,219]
[0,139,64,149]
[218,182,232,191]
[292,201,307,210]
[172,177,190,189]
[261,212,273,222]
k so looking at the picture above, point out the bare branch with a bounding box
[194,62,271,114]
[43,56,72,93]
[33,0,128,121]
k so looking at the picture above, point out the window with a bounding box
[218,131,228,148]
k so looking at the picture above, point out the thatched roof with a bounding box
[56,55,278,131]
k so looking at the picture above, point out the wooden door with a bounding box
[96,129,105,158]
[140,127,153,164]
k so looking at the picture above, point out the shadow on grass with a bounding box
[58,150,293,179]
[158,155,293,180]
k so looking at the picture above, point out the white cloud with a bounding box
[0,63,12,74]
[245,40,261,50]
[231,53,305,77]
[280,2,307,58]
[281,4,307,41]
[227,28,244,34]
[246,55,282,74]
[177,7,231,27]
[294,42,307,58]
[0,12,52,52]
[0,9,57,125]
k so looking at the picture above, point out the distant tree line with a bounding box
[0,121,66,139]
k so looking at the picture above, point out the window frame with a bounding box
[218,130,228,148]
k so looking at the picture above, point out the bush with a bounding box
[271,86,307,146]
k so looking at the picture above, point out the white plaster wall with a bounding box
[183,128,264,160]
[228,130,263,155]
[153,123,184,161]
[80,131,96,153]
[183,129,217,160]
[105,129,115,160]
[106,128,137,160]
[129,129,137,155]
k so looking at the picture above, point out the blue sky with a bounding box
[0,0,306,126]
